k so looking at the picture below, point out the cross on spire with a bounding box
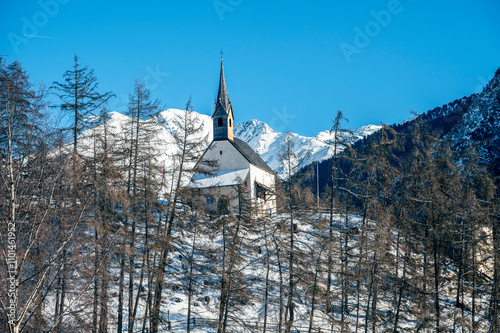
[220,49,223,60]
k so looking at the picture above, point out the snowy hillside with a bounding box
[444,68,500,172]
[87,109,380,179]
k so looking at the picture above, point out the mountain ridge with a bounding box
[295,66,500,195]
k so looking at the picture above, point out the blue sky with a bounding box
[2,0,500,136]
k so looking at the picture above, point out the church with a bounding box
[189,58,277,217]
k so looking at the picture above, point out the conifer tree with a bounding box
[0,57,46,333]
[0,57,97,333]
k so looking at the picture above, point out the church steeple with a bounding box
[216,57,230,113]
[212,56,234,141]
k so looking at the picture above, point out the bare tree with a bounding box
[324,111,352,319]
[277,133,310,333]
[0,58,96,333]
[150,98,213,333]
[117,79,161,333]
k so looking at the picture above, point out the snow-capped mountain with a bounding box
[88,67,500,182]
[85,109,381,179]
[234,119,381,177]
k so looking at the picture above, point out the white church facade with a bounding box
[189,58,276,217]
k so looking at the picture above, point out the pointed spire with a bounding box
[215,56,230,114]
[212,55,234,141]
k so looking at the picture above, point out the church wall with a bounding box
[249,164,276,216]
[203,140,250,171]
[194,186,241,214]
[194,143,277,217]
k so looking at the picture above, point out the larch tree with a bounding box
[0,58,95,333]
[51,54,113,156]
[117,79,161,333]
[88,107,124,333]
[324,110,352,319]
[0,57,46,333]
[150,98,214,333]
[277,132,310,333]
[50,55,113,332]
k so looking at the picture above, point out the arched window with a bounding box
[218,118,223,126]
[218,196,229,214]
[229,119,232,127]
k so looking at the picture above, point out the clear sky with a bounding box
[2,0,499,136]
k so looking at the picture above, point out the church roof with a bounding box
[189,168,250,188]
[212,57,231,117]
[231,138,275,174]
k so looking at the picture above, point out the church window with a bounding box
[220,150,222,155]
[256,183,266,200]
[218,118,223,126]
[207,196,214,205]
[218,196,229,214]
[229,119,232,127]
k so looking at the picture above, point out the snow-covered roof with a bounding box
[189,168,249,188]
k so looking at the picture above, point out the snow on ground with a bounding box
[86,210,490,332]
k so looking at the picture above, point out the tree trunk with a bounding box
[273,234,284,333]
[432,215,440,333]
[187,224,197,333]
[285,215,295,333]
[489,207,500,333]
[262,230,271,333]
[393,237,409,333]
[117,234,126,332]
[308,254,321,333]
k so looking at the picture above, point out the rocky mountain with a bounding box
[445,68,500,175]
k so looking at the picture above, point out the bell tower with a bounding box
[212,56,234,141]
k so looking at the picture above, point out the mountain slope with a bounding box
[355,67,500,171]
[296,67,500,196]
[445,68,500,174]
